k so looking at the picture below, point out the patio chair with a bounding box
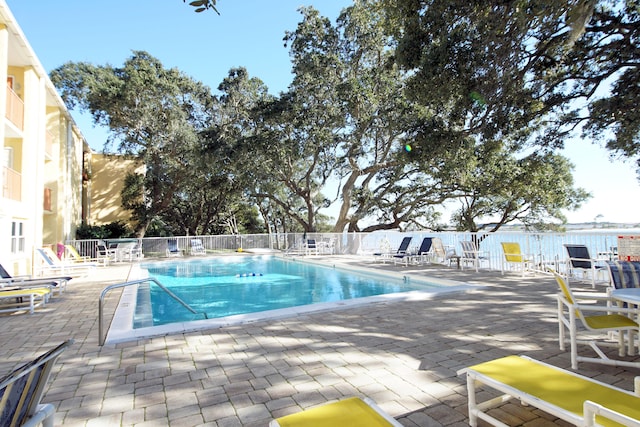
[0,263,70,296]
[500,242,534,276]
[564,244,609,288]
[34,248,96,277]
[394,237,433,266]
[95,242,117,265]
[116,241,143,262]
[269,396,402,427]
[166,239,182,257]
[607,260,640,289]
[190,239,206,255]
[551,270,640,369]
[305,239,319,256]
[459,240,490,272]
[374,237,412,263]
[0,340,73,427]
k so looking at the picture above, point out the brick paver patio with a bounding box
[1,256,638,426]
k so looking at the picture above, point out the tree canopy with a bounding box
[52,0,635,236]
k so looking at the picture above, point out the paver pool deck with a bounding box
[1,255,639,427]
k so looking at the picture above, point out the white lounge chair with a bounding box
[190,239,206,255]
[34,248,96,277]
[0,287,51,314]
[459,355,640,427]
[166,239,182,257]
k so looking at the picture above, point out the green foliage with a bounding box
[75,221,132,239]
[59,1,619,234]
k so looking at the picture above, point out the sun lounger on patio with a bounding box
[269,396,402,426]
[458,355,640,427]
[35,248,97,277]
[0,339,73,427]
[0,287,51,314]
[166,239,182,257]
[190,239,206,255]
[374,237,412,263]
[393,237,433,266]
[0,263,70,295]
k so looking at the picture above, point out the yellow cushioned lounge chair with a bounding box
[269,397,402,427]
[459,355,640,427]
[0,288,51,314]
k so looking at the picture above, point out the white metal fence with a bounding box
[65,230,634,273]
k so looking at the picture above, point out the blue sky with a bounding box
[6,0,640,224]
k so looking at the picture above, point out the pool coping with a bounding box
[105,255,482,344]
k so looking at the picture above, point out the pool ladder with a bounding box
[98,278,205,346]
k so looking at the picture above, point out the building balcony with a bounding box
[5,83,24,130]
[2,166,21,201]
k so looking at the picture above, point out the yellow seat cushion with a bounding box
[584,313,638,329]
[468,356,640,426]
[274,397,394,427]
[0,288,50,297]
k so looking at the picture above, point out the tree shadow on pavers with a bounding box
[17,267,640,426]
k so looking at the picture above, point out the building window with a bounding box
[11,221,24,254]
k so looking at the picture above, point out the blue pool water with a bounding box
[134,256,435,327]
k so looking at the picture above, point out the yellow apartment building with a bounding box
[0,2,90,275]
[88,153,142,229]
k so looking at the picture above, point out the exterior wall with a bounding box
[0,2,89,275]
[88,153,141,229]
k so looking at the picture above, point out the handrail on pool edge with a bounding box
[98,277,205,346]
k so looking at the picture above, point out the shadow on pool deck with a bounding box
[0,256,638,426]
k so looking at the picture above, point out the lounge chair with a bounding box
[269,396,402,427]
[34,248,96,277]
[64,244,90,263]
[0,340,73,427]
[190,239,206,255]
[65,244,109,267]
[0,287,51,314]
[551,270,640,369]
[0,263,70,295]
[166,239,182,257]
[459,355,640,427]
[374,237,412,263]
[500,242,534,276]
[394,237,433,266]
[459,240,490,271]
[564,244,609,287]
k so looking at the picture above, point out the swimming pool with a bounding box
[107,255,473,343]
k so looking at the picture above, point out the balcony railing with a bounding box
[43,187,52,211]
[5,83,24,130]
[2,166,21,201]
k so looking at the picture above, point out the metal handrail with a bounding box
[98,277,204,346]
